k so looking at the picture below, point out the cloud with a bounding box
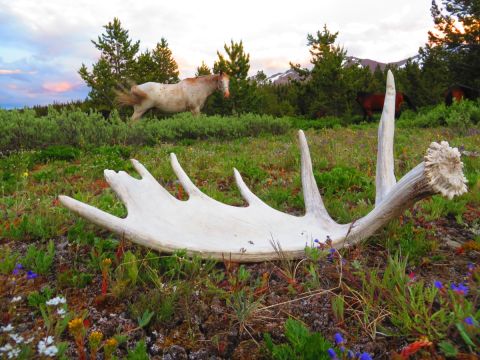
[0,0,434,108]
[0,69,23,75]
[42,81,76,93]
[0,69,36,75]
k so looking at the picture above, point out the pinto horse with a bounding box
[116,73,230,121]
[445,84,479,106]
[356,91,416,121]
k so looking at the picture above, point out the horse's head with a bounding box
[218,72,230,98]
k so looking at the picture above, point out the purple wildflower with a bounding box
[451,283,469,295]
[465,317,475,326]
[314,239,320,244]
[334,332,344,344]
[433,280,443,289]
[327,348,337,359]
[347,350,355,359]
[467,263,475,272]
[327,248,336,262]
[26,270,38,280]
[12,264,23,275]
[359,353,373,360]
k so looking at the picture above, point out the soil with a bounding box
[0,205,479,359]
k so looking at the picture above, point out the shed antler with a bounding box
[60,71,467,262]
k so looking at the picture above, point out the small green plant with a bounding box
[331,295,345,324]
[27,286,56,310]
[126,340,149,360]
[227,290,263,336]
[22,240,55,275]
[0,247,19,274]
[121,251,139,285]
[264,318,333,360]
[57,269,93,289]
[35,145,80,163]
[384,220,435,263]
[129,288,177,326]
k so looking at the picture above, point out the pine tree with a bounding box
[195,61,211,76]
[427,0,480,87]
[291,25,364,117]
[134,50,157,84]
[211,40,259,114]
[78,18,140,110]
[253,70,267,84]
[151,38,179,83]
[395,59,432,107]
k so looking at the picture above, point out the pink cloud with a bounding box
[0,69,23,75]
[42,81,74,93]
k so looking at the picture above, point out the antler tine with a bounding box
[130,159,177,200]
[59,195,126,234]
[103,170,135,208]
[130,159,156,181]
[375,70,397,205]
[233,168,267,207]
[170,153,205,198]
[298,130,336,226]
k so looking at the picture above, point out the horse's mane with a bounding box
[185,74,220,82]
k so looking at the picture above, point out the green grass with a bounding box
[0,114,479,357]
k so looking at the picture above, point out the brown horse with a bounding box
[116,73,230,121]
[445,84,479,106]
[356,91,416,121]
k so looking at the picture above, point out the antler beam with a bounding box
[60,71,467,262]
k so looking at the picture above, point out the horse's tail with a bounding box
[115,84,148,107]
[402,93,417,111]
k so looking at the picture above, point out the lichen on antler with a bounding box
[59,71,468,262]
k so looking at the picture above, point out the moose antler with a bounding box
[60,71,467,262]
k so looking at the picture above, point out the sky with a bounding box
[0,0,434,108]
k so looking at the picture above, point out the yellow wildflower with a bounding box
[105,337,117,348]
[68,318,84,337]
[104,337,118,359]
[102,258,112,267]
[88,330,103,347]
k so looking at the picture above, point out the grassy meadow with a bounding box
[0,106,479,359]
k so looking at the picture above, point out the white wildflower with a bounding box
[37,337,58,357]
[0,343,13,352]
[45,296,66,306]
[56,308,66,317]
[45,336,54,346]
[44,346,58,357]
[25,337,34,344]
[10,296,22,303]
[7,347,21,359]
[9,333,24,344]
[1,324,14,332]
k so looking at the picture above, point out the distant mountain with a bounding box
[263,55,419,85]
[264,69,301,85]
[345,55,419,71]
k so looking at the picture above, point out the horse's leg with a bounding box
[190,107,201,116]
[131,103,150,121]
[367,109,373,122]
[362,109,368,121]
